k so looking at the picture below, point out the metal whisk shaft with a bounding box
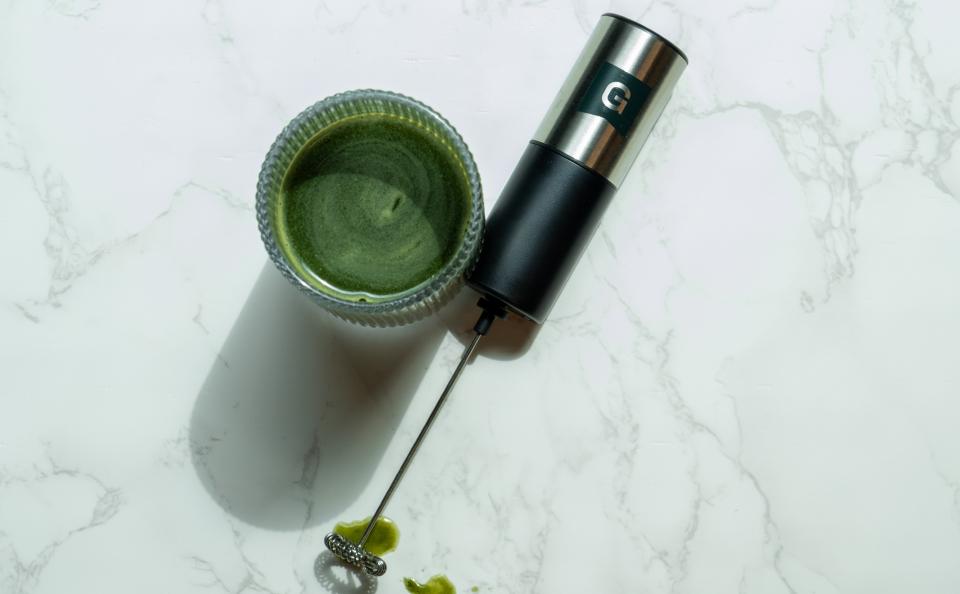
[324,306,498,576]
[358,332,483,547]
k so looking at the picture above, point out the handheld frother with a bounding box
[325,13,687,575]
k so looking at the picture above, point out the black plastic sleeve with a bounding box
[467,141,616,324]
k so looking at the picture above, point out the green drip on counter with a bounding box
[403,575,456,594]
[332,516,400,557]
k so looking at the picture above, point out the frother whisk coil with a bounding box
[324,533,388,576]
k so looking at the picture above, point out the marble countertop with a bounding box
[2,1,959,593]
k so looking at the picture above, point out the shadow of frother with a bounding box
[314,551,378,594]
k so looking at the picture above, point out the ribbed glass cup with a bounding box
[256,90,484,326]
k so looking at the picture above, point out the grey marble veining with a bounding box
[1,1,959,593]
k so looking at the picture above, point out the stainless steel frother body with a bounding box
[534,14,688,187]
[326,13,686,575]
[468,13,688,323]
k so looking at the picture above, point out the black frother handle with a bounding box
[467,141,616,324]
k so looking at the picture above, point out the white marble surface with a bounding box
[2,1,960,592]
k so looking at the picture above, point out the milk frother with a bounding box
[325,13,687,575]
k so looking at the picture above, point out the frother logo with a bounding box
[602,82,631,114]
[577,62,651,136]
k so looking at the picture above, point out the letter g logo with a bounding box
[602,82,631,115]
[577,62,651,136]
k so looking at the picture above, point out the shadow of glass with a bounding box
[189,263,446,530]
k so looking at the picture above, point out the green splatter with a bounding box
[470,587,478,592]
[403,574,456,594]
[332,516,399,557]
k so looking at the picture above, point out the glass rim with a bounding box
[256,89,484,326]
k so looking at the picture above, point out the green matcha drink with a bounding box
[276,114,471,301]
[257,90,483,326]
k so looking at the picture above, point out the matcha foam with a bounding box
[276,114,472,302]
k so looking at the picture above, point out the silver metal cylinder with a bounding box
[533,14,687,188]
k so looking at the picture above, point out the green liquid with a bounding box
[333,516,458,594]
[277,114,472,301]
[332,516,400,557]
[403,575,457,594]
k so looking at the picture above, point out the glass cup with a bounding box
[256,90,484,326]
